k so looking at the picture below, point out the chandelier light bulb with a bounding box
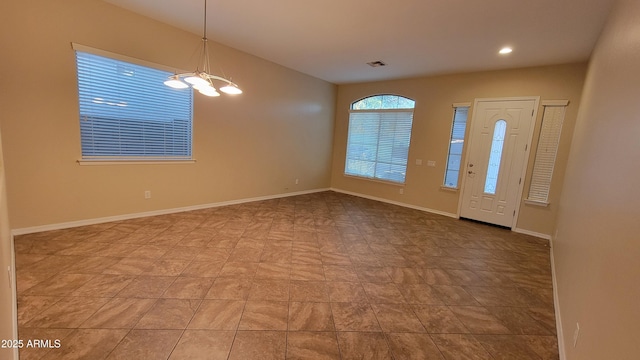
[198,86,220,97]
[220,84,243,95]
[164,76,189,89]
[192,83,210,90]
[184,75,210,87]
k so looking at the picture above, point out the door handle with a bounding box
[468,170,475,175]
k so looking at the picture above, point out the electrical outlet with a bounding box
[573,322,580,347]
[427,160,436,167]
[295,178,299,185]
[144,190,151,199]
[399,188,404,195]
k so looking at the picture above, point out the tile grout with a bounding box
[14,191,558,360]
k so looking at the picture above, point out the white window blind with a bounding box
[443,105,469,188]
[527,101,568,204]
[75,51,193,160]
[345,109,414,184]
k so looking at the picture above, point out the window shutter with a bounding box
[527,102,567,204]
[345,110,414,183]
[76,51,193,160]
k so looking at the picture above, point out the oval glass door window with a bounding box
[484,120,507,194]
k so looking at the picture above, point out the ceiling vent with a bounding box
[367,60,387,67]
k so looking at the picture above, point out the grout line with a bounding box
[164,329,188,360]
[14,192,560,359]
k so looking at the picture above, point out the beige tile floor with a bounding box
[14,191,559,359]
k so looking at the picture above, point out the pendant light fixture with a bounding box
[164,0,242,97]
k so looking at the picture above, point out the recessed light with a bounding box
[499,47,513,55]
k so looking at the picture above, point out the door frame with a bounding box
[456,96,540,229]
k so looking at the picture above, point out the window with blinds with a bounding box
[75,51,193,161]
[526,101,568,205]
[344,95,415,184]
[443,105,469,188]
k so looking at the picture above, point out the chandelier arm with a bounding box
[173,72,234,85]
[203,74,236,85]
[174,72,198,78]
[203,38,211,75]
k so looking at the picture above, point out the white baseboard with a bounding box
[512,227,552,240]
[550,243,566,360]
[329,188,458,219]
[11,188,330,236]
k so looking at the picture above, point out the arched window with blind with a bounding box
[344,94,415,184]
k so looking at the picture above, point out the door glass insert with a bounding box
[484,120,507,194]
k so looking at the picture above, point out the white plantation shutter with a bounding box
[76,51,193,160]
[527,101,568,204]
[345,109,414,183]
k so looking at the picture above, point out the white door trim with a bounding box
[456,96,540,228]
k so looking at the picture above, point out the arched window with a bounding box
[344,94,415,184]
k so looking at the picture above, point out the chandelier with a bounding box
[164,0,242,97]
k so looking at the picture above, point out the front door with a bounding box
[459,98,537,228]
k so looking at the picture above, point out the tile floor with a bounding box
[14,191,559,359]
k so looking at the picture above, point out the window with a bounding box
[75,50,193,161]
[443,104,469,188]
[526,100,568,205]
[344,95,415,184]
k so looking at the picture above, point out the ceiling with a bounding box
[102,0,615,84]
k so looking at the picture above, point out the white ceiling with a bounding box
[102,0,615,84]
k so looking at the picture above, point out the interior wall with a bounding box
[554,0,640,358]
[331,63,587,236]
[0,0,336,230]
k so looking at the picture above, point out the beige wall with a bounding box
[331,63,587,236]
[0,0,336,230]
[554,0,640,358]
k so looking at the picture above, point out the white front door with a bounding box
[459,98,537,228]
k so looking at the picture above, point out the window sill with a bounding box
[524,199,550,207]
[77,159,196,166]
[343,174,406,187]
[440,186,459,192]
